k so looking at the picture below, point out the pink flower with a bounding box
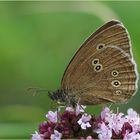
[76,104,86,116]
[32,105,140,139]
[101,107,112,122]
[78,114,91,129]
[108,113,124,135]
[50,130,62,140]
[127,108,138,118]
[39,121,55,139]
[32,131,43,140]
[121,122,133,137]
[125,108,140,132]
[125,108,139,124]
[46,111,57,123]
[65,106,74,112]
[80,136,93,140]
[100,107,125,135]
[86,136,93,140]
[95,122,112,140]
[123,132,140,140]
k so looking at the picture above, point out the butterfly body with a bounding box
[48,20,138,106]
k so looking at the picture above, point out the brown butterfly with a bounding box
[48,20,138,106]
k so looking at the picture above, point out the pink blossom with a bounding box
[65,106,74,112]
[121,122,133,138]
[95,122,112,140]
[32,105,140,139]
[76,104,86,116]
[108,113,124,134]
[80,136,93,140]
[46,111,57,123]
[125,108,140,132]
[78,114,91,129]
[50,130,62,140]
[123,131,140,140]
[32,131,43,140]
[86,136,93,140]
[101,107,125,135]
[101,107,112,122]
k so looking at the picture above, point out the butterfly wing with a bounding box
[61,20,138,105]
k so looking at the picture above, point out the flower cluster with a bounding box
[32,105,140,140]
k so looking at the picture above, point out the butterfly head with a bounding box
[48,90,67,106]
[48,90,77,107]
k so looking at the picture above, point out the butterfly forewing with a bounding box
[61,20,138,105]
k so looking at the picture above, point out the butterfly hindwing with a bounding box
[61,20,137,105]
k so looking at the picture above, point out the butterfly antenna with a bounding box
[27,87,49,96]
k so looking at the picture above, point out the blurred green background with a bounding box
[0,1,140,138]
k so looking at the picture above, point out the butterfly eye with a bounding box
[94,64,103,72]
[115,90,122,95]
[111,80,121,87]
[111,70,119,77]
[96,43,105,50]
[92,58,99,66]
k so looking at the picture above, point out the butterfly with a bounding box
[48,20,138,106]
